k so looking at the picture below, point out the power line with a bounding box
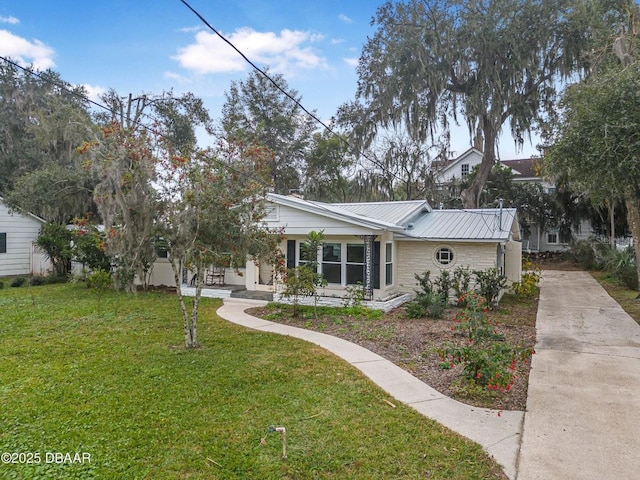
[178,0,418,187]
[0,55,273,190]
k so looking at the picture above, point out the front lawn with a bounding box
[0,282,505,479]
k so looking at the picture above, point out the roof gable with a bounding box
[266,193,428,231]
[0,196,47,224]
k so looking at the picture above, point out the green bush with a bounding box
[452,266,472,299]
[0,280,4,289]
[473,267,507,307]
[511,260,541,298]
[29,276,46,286]
[603,247,638,290]
[10,277,26,287]
[433,269,453,304]
[438,293,533,391]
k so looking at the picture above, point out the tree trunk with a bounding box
[608,200,615,249]
[624,197,640,291]
[169,257,197,348]
[460,118,497,209]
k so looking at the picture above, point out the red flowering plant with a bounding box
[438,293,533,392]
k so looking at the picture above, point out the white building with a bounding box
[0,196,50,277]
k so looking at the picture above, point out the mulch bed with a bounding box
[246,295,538,411]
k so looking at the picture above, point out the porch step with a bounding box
[230,289,273,301]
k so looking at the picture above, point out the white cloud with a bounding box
[343,57,359,67]
[0,29,55,70]
[81,84,106,103]
[0,15,19,24]
[173,27,327,76]
[164,71,191,84]
[338,14,353,24]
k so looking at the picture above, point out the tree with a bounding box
[0,59,97,221]
[545,61,640,289]
[281,230,326,317]
[152,93,279,349]
[156,148,280,349]
[350,0,611,208]
[303,132,354,202]
[218,69,317,194]
[83,91,158,292]
[36,222,73,277]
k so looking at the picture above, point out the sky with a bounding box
[0,0,537,159]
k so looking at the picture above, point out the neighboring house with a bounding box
[242,193,522,301]
[0,196,50,276]
[433,147,485,185]
[435,148,594,253]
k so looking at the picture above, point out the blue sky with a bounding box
[0,0,535,158]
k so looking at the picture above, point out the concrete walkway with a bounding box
[517,270,640,479]
[218,299,523,479]
[216,271,640,480]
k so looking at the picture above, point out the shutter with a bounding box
[373,241,380,290]
[286,240,296,268]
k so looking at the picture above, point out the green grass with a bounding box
[590,270,640,325]
[0,282,505,479]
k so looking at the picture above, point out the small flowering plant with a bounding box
[439,293,534,392]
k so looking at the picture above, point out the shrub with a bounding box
[414,270,433,296]
[452,266,472,300]
[10,277,26,287]
[439,294,533,391]
[87,269,113,291]
[473,267,507,307]
[511,260,541,298]
[343,282,365,307]
[433,269,453,304]
[0,280,4,289]
[29,276,46,286]
[426,297,447,319]
[603,246,638,290]
[406,291,447,319]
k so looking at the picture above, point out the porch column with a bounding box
[357,235,377,300]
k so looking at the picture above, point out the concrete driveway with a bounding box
[517,270,640,479]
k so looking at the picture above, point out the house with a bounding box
[0,196,50,276]
[241,193,522,302]
[434,148,594,252]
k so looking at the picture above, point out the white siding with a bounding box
[396,241,497,293]
[262,203,385,236]
[0,201,46,276]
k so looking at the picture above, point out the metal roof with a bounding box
[330,200,430,225]
[399,208,518,242]
[266,193,518,242]
[265,193,407,231]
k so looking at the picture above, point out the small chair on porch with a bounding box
[205,265,226,286]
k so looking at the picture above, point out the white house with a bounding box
[434,148,594,252]
[0,196,50,277]
[244,193,522,301]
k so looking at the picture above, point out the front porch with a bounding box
[181,283,274,301]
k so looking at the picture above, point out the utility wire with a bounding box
[0,55,274,190]
[178,0,417,185]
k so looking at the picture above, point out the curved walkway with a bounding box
[217,270,640,480]
[217,298,523,479]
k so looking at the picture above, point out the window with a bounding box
[461,163,470,177]
[547,229,558,244]
[322,243,342,284]
[346,243,364,285]
[385,243,393,285]
[0,233,5,253]
[435,246,454,266]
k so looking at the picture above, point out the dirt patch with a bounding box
[246,294,537,411]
